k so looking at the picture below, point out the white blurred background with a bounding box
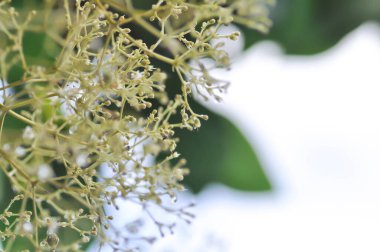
[145,22,380,252]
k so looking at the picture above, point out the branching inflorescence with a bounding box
[0,0,273,251]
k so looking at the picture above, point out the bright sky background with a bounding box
[95,22,380,252]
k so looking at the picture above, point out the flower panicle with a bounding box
[0,0,272,250]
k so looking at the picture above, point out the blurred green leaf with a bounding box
[0,170,12,212]
[23,31,61,67]
[178,105,271,193]
[240,0,380,54]
[0,170,5,207]
[2,237,33,252]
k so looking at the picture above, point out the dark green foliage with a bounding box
[178,105,271,192]
[241,0,380,54]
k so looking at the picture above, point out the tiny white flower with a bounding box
[22,126,35,141]
[46,218,59,234]
[76,153,88,167]
[22,222,33,233]
[2,143,10,151]
[15,146,26,157]
[37,164,55,181]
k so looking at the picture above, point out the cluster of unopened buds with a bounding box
[0,0,272,250]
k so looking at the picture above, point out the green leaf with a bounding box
[23,31,61,67]
[0,169,5,207]
[0,169,12,212]
[240,0,380,54]
[177,105,272,193]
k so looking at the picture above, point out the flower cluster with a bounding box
[0,0,272,251]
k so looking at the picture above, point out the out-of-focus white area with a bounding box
[95,22,380,252]
[150,22,380,252]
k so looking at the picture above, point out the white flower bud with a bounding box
[22,126,35,141]
[37,164,55,181]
